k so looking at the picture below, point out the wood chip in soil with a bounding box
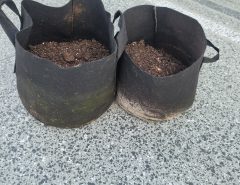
[29,39,109,68]
[126,40,187,77]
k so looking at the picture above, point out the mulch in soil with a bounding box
[29,39,109,68]
[126,40,187,77]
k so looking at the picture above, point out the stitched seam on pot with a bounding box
[154,6,157,33]
[71,0,74,34]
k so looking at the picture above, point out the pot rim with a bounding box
[120,5,208,79]
[15,0,117,71]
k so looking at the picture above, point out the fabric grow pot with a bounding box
[115,6,220,120]
[0,0,118,128]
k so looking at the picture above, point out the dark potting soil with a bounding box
[126,40,187,77]
[29,39,109,67]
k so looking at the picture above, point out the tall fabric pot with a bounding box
[0,0,118,128]
[115,6,220,120]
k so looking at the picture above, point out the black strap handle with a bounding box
[113,10,122,41]
[113,10,128,60]
[0,0,21,46]
[113,10,122,38]
[203,39,220,63]
[113,10,122,23]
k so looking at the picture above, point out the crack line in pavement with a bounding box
[192,0,240,20]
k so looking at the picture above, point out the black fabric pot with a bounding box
[115,6,220,120]
[0,0,118,128]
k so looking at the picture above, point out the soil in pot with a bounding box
[126,40,187,77]
[29,39,109,67]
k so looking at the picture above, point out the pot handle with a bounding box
[113,10,122,24]
[113,10,128,60]
[203,39,220,63]
[0,0,21,46]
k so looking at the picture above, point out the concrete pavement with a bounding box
[0,0,239,184]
